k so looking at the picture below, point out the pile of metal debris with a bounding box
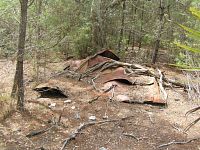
[34,49,186,105]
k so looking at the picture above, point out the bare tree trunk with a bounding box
[91,0,104,51]
[138,1,144,51]
[11,0,28,111]
[34,0,42,83]
[131,2,137,51]
[151,0,165,64]
[117,0,126,53]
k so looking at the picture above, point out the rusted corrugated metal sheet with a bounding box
[77,49,119,72]
[96,67,133,84]
[144,78,166,104]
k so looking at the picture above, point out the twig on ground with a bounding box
[88,95,100,103]
[184,106,200,132]
[184,117,200,132]
[185,106,200,116]
[158,137,200,148]
[171,123,183,133]
[26,125,54,138]
[122,133,140,141]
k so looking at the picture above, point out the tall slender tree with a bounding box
[151,0,165,64]
[118,0,126,52]
[11,0,28,111]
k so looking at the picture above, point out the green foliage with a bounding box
[74,25,93,58]
[175,42,200,53]
[0,0,196,61]
[175,7,200,70]
[189,7,200,18]
[174,52,186,65]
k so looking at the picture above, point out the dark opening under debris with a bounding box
[34,87,68,98]
[97,49,120,61]
[105,79,133,85]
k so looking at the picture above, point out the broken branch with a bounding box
[184,117,200,132]
[26,126,54,138]
[122,133,140,141]
[61,115,135,150]
[61,119,118,150]
[158,137,200,148]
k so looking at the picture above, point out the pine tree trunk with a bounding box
[118,0,126,53]
[151,0,165,64]
[138,1,144,51]
[131,2,137,51]
[11,0,28,111]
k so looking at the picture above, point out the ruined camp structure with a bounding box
[33,49,188,105]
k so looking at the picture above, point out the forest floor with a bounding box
[0,55,200,150]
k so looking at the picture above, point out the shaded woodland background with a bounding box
[0,0,199,64]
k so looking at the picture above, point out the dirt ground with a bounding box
[0,59,200,150]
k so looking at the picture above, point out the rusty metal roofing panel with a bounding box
[77,50,119,72]
[96,67,133,84]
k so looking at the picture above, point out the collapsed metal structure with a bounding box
[34,49,167,105]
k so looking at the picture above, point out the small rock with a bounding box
[75,112,80,119]
[89,115,96,121]
[116,95,130,102]
[49,103,56,108]
[99,147,108,150]
[71,106,75,109]
[64,99,72,103]
[103,115,108,120]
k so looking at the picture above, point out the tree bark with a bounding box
[151,0,165,64]
[117,0,126,53]
[138,1,144,51]
[131,2,138,51]
[11,0,28,111]
[36,0,42,83]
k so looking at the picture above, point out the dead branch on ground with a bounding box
[26,108,65,138]
[185,106,200,116]
[122,133,140,141]
[184,117,200,132]
[146,70,186,89]
[158,137,200,148]
[61,119,118,150]
[26,126,54,138]
[184,106,200,132]
[61,116,135,150]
